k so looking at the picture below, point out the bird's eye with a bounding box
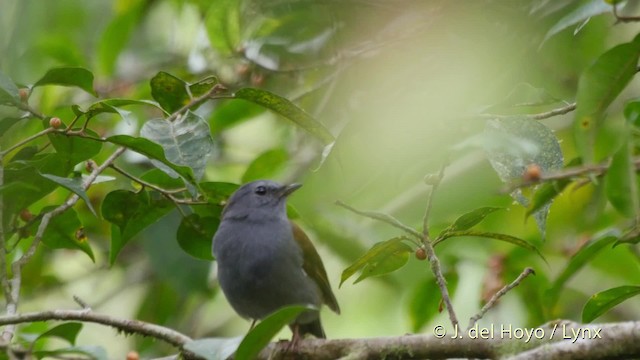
[254,186,267,195]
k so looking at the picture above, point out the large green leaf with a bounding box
[440,207,502,234]
[48,129,102,166]
[546,235,617,308]
[139,168,185,189]
[140,111,214,180]
[177,214,218,260]
[235,305,312,360]
[39,173,96,216]
[241,148,289,183]
[150,73,218,113]
[234,88,334,145]
[183,337,243,360]
[33,67,97,96]
[0,70,20,106]
[434,230,545,262]
[340,237,412,286]
[582,286,640,323]
[35,207,94,262]
[34,323,83,346]
[102,189,174,265]
[605,138,638,218]
[573,35,640,163]
[106,135,197,185]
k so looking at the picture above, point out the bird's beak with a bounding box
[278,183,302,198]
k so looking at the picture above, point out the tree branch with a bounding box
[0,309,192,348]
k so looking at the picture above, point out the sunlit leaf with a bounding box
[341,237,412,286]
[177,214,218,260]
[33,67,97,96]
[546,235,617,307]
[241,148,289,183]
[184,337,243,360]
[140,111,214,180]
[234,88,334,145]
[440,207,502,234]
[235,305,313,360]
[39,173,96,216]
[582,286,640,323]
[102,189,174,265]
[573,35,640,163]
[106,135,197,185]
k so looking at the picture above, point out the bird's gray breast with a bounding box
[213,218,321,320]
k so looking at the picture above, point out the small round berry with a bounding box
[19,209,33,222]
[126,351,139,360]
[415,247,427,260]
[523,164,542,182]
[49,117,62,129]
[18,88,29,102]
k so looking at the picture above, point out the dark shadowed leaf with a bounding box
[434,230,545,262]
[235,305,312,360]
[33,67,97,96]
[582,286,640,323]
[605,139,638,218]
[140,168,185,189]
[106,135,197,185]
[234,88,334,145]
[34,323,83,346]
[177,214,218,260]
[140,111,214,180]
[39,173,95,216]
[102,190,174,264]
[184,337,243,360]
[546,235,617,307]
[0,70,20,106]
[341,237,412,286]
[573,35,640,163]
[440,207,502,233]
[241,148,289,183]
[35,207,94,262]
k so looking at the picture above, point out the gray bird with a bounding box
[212,180,340,340]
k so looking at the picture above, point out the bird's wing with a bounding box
[290,221,341,314]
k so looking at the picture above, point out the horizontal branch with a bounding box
[0,309,192,347]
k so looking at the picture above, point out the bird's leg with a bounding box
[287,323,302,351]
[249,319,258,331]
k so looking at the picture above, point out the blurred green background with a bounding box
[2,0,640,358]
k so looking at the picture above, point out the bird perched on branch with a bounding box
[212,180,340,341]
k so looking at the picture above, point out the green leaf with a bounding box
[582,286,640,323]
[48,129,102,167]
[434,230,545,262]
[83,98,166,123]
[35,345,107,360]
[0,117,25,134]
[0,70,20,106]
[102,190,174,265]
[234,88,335,145]
[210,99,265,134]
[36,207,94,262]
[340,237,412,286]
[235,305,312,360]
[39,173,96,216]
[34,323,83,346]
[184,337,243,360]
[241,148,289,183]
[573,36,640,163]
[106,135,197,185]
[97,1,146,75]
[546,235,617,308]
[541,0,611,45]
[140,111,214,180]
[189,76,219,97]
[204,0,240,56]
[177,214,218,260]
[150,72,189,113]
[33,67,97,96]
[526,179,571,216]
[440,207,502,233]
[198,182,240,218]
[408,273,459,332]
[140,168,185,189]
[623,99,640,127]
[605,139,638,218]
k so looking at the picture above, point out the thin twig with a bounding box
[0,127,56,158]
[421,164,446,238]
[467,267,536,330]
[16,103,46,120]
[165,83,228,122]
[478,102,576,121]
[0,309,192,347]
[335,201,422,239]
